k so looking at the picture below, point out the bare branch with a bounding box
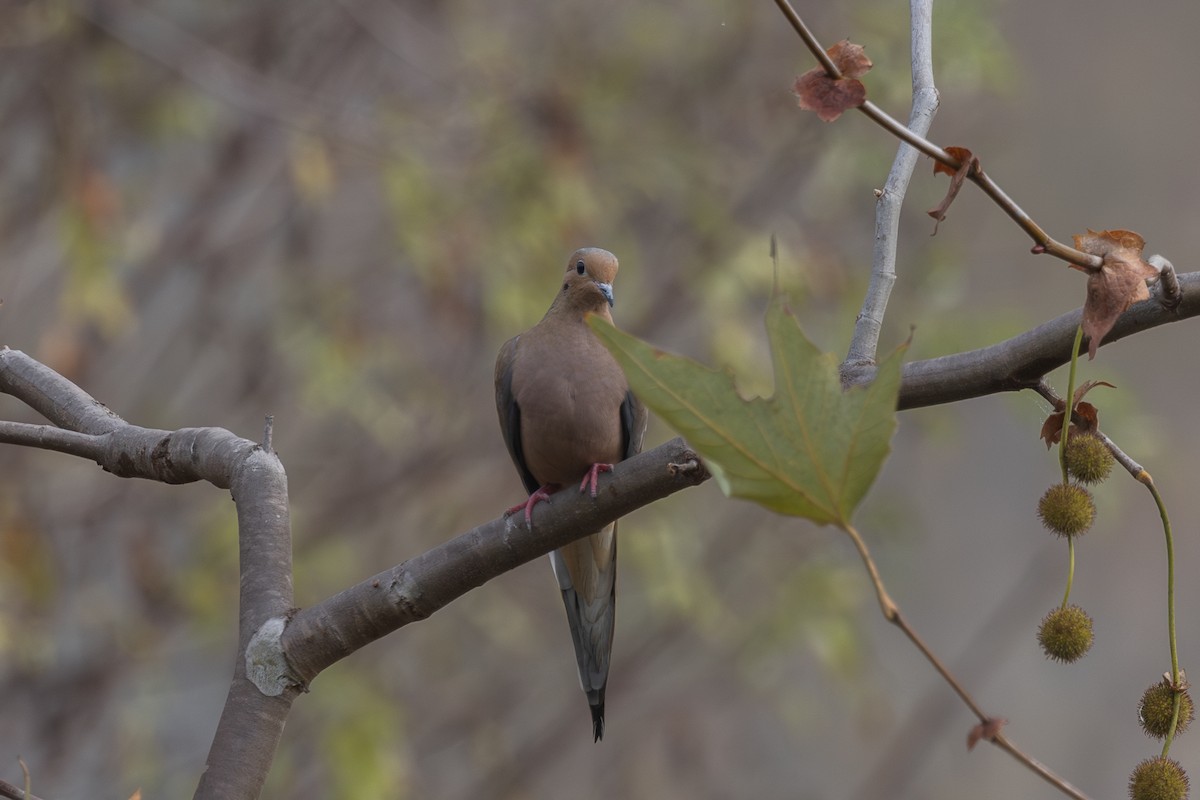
[0,348,295,800]
[860,272,1199,410]
[280,438,709,685]
[845,0,939,367]
[0,777,47,800]
[0,347,706,796]
[0,347,124,434]
[0,420,107,461]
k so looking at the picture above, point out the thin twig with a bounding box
[840,522,1092,799]
[772,0,1101,270]
[989,735,1091,800]
[0,776,46,800]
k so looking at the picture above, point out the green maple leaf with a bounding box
[589,294,902,526]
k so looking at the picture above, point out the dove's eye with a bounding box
[576,260,586,275]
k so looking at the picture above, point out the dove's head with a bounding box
[557,247,620,315]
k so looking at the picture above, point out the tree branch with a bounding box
[278,439,708,685]
[860,273,1198,410]
[845,0,938,368]
[0,776,46,800]
[0,348,295,800]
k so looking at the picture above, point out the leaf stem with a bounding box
[1163,692,1182,758]
[1061,538,1075,610]
[1146,479,1180,687]
[1058,324,1084,483]
[1134,474,1183,757]
[840,521,898,621]
[838,523,1091,799]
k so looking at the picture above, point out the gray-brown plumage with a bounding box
[494,247,646,742]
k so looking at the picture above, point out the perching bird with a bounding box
[494,247,646,742]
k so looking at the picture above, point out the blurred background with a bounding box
[1,0,1199,797]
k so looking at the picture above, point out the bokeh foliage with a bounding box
[0,0,1030,797]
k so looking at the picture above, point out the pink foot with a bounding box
[579,463,614,498]
[505,484,559,526]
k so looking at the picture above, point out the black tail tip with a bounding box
[591,703,605,742]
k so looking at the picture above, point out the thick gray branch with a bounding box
[0,348,258,487]
[0,347,294,800]
[863,273,1200,409]
[279,438,708,686]
[193,447,296,799]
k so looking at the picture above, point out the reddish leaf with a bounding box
[1074,401,1099,430]
[793,71,865,122]
[829,39,873,78]
[793,40,872,123]
[1072,229,1160,358]
[1038,381,1113,446]
[967,717,1007,751]
[1074,379,1115,406]
[927,147,979,234]
[932,146,975,178]
[1040,411,1066,448]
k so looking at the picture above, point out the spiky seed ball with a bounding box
[1128,756,1190,800]
[1139,681,1195,739]
[1037,483,1096,538]
[1065,433,1115,485]
[1037,605,1094,663]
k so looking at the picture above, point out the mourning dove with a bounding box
[494,247,647,741]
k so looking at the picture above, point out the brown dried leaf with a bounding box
[828,39,873,78]
[927,147,979,234]
[793,70,865,122]
[1072,229,1160,358]
[932,146,975,178]
[1074,402,1099,431]
[1040,411,1066,448]
[1038,381,1113,445]
[1074,228,1146,258]
[1074,379,1115,405]
[967,717,1008,751]
[793,41,871,123]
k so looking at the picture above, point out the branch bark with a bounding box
[0,348,295,800]
[872,273,1198,409]
[0,347,709,796]
[279,440,707,684]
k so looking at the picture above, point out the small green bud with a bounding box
[1065,433,1115,485]
[1037,483,1096,538]
[1139,680,1194,739]
[1128,756,1189,800]
[1037,605,1094,664]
